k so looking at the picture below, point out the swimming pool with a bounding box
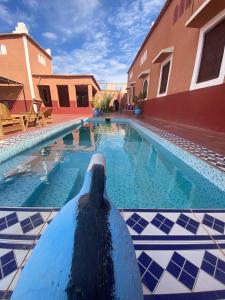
[0,120,225,208]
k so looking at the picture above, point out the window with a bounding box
[76,85,89,107]
[57,85,70,107]
[140,49,148,66]
[142,79,148,99]
[158,57,172,96]
[197,18,225,83]
[191,13,225,90]
[0,45,7,55]
[38,85,52,107]
[38,53,46,66]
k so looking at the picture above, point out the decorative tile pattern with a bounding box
[126,213,149,234]
[137,120,225,174]
[176,213,199,234]
[0,213,18,231]
[20,213,44,234]
[201,251,225,284]
[202,214,225,234]
[0,251,17,279]
[151,213,174,234]
[138,252,164,292]
[166,252,199,290]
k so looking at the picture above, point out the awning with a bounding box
[137,69,150,79]
[0,76,23,86]
[185,0,225,28]
[152,47,174,64]
[128,81,136,88]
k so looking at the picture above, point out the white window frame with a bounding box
[157,54,173,97]
[142,76,149,100]
[190,9,225,90]
[0,44,7,55]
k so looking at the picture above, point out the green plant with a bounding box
[99,94,113,112]
[91,97,100,109]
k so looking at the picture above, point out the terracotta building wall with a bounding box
[27,39,52,76]
[0,36,31,100]
[32,76,99,114]
[128,0,204,97]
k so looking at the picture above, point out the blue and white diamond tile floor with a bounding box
[2,208,225,299]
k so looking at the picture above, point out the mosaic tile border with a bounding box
[0,118,87,164]
[1,208,225,299]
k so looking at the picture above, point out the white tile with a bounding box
[155,272,189,294]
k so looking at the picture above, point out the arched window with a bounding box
[0,45,7,55]
[173,5,179,24]
[142,79,148,99]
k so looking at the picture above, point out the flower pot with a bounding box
[134,106,142,116]
[93,108,101,117]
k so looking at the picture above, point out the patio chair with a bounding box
[25,98,46,129]
[42,108,53,124]
[0,103,25,136]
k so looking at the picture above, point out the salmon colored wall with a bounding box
[27,39,52,76]
[127,0,224,99]
[0,36,32,99]
[142,83,225,132]
[32,76,99,114]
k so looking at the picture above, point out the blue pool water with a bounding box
[0,121,224,208]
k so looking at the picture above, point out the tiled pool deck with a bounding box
[1,207,225,299]
[0,115,225,298]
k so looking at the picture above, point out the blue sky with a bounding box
[0,0,165,83]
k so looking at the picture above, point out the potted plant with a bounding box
[133,93,143,116]
[91,98,101,117]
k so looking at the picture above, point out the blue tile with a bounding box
[179,270,195,290]
[171,252,185,268]
[201,260,215,276]
[184,261,199,278]
[167,261,181,279]
[138,262,146,277]
[213,224,224,233]
[2,260,17,277]
[131,213,141,222]
[0,217,6,225]
[155,213,165,222]
[160,223,171,234]
[204,251,217,265]
[203,219,213,228]
[0,268,2,280]
[32,218,44,228]
[1,251,14,266]
[215,269,225,285]
[204,214,214,222]
[214,219,225,228]
[139,218,148,227]
[177,218,186,228]
[148,261,164,280]
[164,218,173,227]
[30,213,42,222]
[138,252,152,269]
[133,223,144,234]
[7,217,18,227]
[6,213,17,222]
[126,218,135,227]
[142,271,158,292]
[186,224,198,234]
[20,218,31,227]
[0,222,7,231]
[21,223,33,234]
[151,218,161,228]
[189,219,198,227]
[218,259,225,272]
[180,214,189,222]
